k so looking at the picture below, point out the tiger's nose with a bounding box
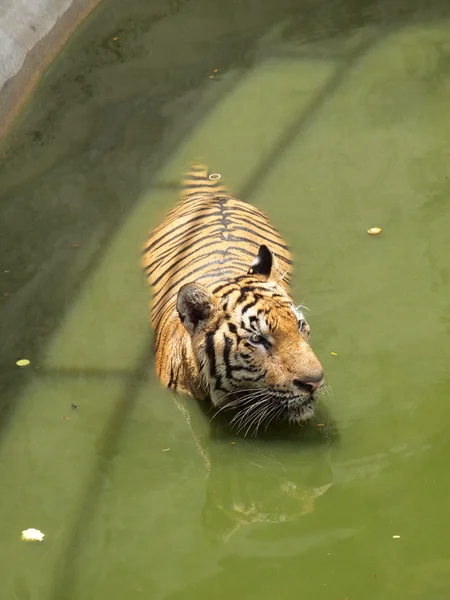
[293,375,324,394]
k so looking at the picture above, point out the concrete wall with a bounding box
[0,0,74,92]
[0,0,100,139]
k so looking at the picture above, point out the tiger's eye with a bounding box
[249,333,263,345]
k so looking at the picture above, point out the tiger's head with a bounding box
[176,245,324,431]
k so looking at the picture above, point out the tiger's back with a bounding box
[142,166,292,384]
[143,165,292,313]
[142,165,324,429]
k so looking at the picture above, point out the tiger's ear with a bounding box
[247,245,277,280]
[177,283,217,334]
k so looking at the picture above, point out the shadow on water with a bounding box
[47,341,155,600]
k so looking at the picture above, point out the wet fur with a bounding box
[142,165,324,432]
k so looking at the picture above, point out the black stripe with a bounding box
[152,302,176,332]
[145,232,223,277]
[152,254,248,290]
[205,332,216,377]
[152,247,227,287]
[168,365,175,389]
[237,286,259,303]
[223,334,233,379]
[228,322,238,335]
[149,244,251,280]
[227,322,241,345]
[143,212,223,254]
[149,241,230,281]
[146,224,224,270]
[223,203,271,222]
[152,262,235,318]
[212,278,264,296]
[224,204,278,225]
[228,233,290,251]
[212,281,238,295]
[151,270,238,321]
[178,197,223,211]
[228,225,290,249]
[226,246,261,260]
[183,182,220,189]
[152,301,174,330]
[152,241,248,286]
[229,364,262,374]
[148,204,219,238]
[152,256,238,302]
[227,215,283,239]
[144,202,220,247]
[241,297,259,315]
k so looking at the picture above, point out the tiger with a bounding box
[142,164,324,432]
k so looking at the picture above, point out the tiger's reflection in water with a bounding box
[175,395,336,543]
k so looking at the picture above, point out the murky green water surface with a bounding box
[1,0,450,598]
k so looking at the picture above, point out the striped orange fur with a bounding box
[142,165,324,432]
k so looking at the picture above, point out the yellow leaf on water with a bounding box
[368,227,382,235]
[331,352,338,356]
[16,359,30,367]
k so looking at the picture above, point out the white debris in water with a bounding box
[21,528,45,541]
[392,535,401,539]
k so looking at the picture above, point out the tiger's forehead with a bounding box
[220,284,299,331]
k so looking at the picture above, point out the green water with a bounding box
[2,0,450,598]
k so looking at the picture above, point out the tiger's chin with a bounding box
[210,388,317,431]
[285,397,316,423]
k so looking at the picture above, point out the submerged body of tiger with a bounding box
[142,165,324,431]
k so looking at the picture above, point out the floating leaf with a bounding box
[368,227,382,235]
[16,359,30,367]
